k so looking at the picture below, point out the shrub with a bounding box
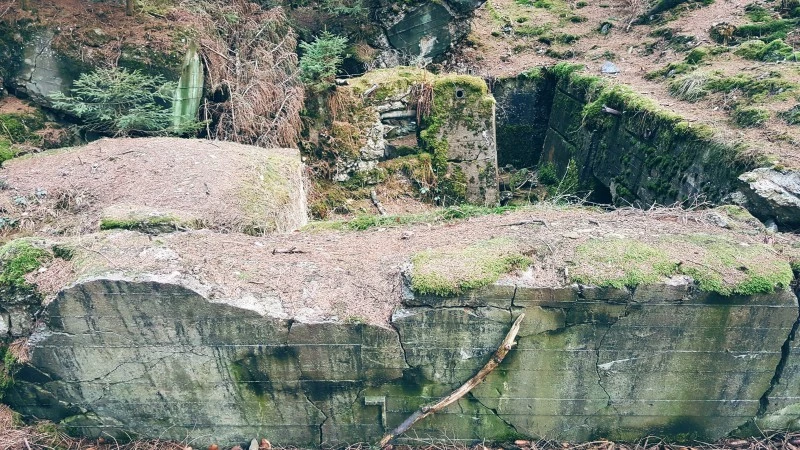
[779,105,800,125]
[732,107,770,128]
[51,67,187,137]
[735,39,799,61]
[299,31,348,91]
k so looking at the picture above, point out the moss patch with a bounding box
[570,234,792,295]
[571,239,677,289]
[410,237,531,297]
[304,204,523,232]
[0,239,52,287]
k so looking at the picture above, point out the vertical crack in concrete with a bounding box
[389,319,414,369]
[594,303,631,415]
[302,392,328,447]
[756,295,800,417]
[469,392,522,436]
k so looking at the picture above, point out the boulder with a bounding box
[738,168,800,228]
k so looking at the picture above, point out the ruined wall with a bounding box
[493,67,751,206]
[492,72,556,168]
[8,278,799,446]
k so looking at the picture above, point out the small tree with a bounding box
[299,31,348,91]
[51,67,191,137]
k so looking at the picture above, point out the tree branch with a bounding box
[378,313,525,447]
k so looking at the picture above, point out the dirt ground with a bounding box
[455,0,800,167]
[0,137,305,235]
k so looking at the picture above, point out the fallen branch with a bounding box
[501,219,548,227]
[371,189,388,216]
[272,247,305,255]
[378,313,525,447]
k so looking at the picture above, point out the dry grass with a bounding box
[190,0,305,149]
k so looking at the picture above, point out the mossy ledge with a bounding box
[571,234,793,296]
[410,237,531,297]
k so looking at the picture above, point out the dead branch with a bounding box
[272,247,305,255]
[378,313,526,447]
[501,219,548,227]
[601,105,622,116]
[371,189,388,216]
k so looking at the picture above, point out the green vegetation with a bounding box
[299,31,348,91]
[571,234,792,295]
[732,107,770,128]
[745,4,772,22]
[305,204,522,231]
[51,67,189,137]
[735,39,799,61]
[685,47,708,64]
[410,237,531,296]
[0,111,47,163]
[668,71,795,102]
[572,239,676,289]
[734,18,798,43]
[0,345,18,400]
[100,215,180,234]
[673,234,793,295]
[0,239,51,287]
[779,105,800,125]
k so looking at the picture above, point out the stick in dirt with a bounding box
[378,313,526,447]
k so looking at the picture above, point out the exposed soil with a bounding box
[456,0,800,167]
[0,137,304,235]
[25,200,789,328]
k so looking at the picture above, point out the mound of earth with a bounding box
[0,137,308,235]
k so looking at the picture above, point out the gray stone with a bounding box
[601,61,620,74]
[250,439,259,450]
[738,168,800,227]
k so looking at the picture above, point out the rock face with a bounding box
[493,68,749,207]
[7,276,799,446]
[737,168,800,228]
[378,0,486,62]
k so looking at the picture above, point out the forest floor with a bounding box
[451,0,800,167]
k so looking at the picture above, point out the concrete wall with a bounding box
[8,278,799,446]
[493,68,749,206]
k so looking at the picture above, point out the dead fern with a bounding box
[192,0,305,148]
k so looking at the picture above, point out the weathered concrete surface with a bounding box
[492,73,556,168]
[380,0,485,61]
[8,276,798,445]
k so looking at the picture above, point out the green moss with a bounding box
[570,234,792,295]
[0,345,18,400]
[304,204,523,231]
[0,111,46,157]
[735,39,799,61]
[645,62,695,80]
[671,234,793,295]
[685,47,708,63]
[410,237,531,296]
[745,4,773,22]
[0,239,51,287]
[348,67,432,103]
[779,104,800,125]
[732,107,770,128]
[99,215,179,233]
[734,19,799,43]
[571,239,677,289]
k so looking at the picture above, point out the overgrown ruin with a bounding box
[2,0,800,448]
